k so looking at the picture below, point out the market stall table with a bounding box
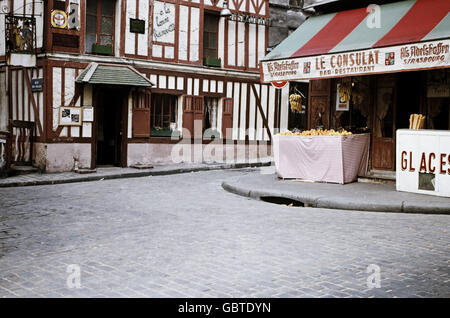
[273,133,370,184]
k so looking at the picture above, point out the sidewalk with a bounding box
[0,160,271,188]
[222,172,450,214]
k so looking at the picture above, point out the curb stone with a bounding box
[221,180,450,215]
[0,161,271,188]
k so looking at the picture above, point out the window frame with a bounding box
[203,13,219,59]
[150,93,179,138]
[85,0,116,54]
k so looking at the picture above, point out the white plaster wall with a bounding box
[227,21,236,66]
[45,143,91,172]
[138,0,149,56]
[127,143,272,166]
[237,22,246,67]
[189,7,199,62]
[125,0,136,55]
[248,24,257,69]
[178,5,189,61]
[0,72,8,132]
[239,83,247,140]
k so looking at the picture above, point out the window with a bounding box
[203,13,219,63]
[85,0,115,53]
[53,0,66,10]
[151,94,178,137]
[204,97,219,138]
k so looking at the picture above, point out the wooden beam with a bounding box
[250,83,272,141]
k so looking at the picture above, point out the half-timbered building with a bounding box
[0,0,289,172]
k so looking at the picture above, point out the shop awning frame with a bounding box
[260,0,450,83]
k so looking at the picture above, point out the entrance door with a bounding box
[96,87,124,166]
[372,75,396,170]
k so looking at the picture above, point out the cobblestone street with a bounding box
[0,169,449,298]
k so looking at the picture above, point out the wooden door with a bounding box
[371,75,396,170]
[308,80,330,129]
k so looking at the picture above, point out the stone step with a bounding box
[358,170,396,184]
[10,165,39,176]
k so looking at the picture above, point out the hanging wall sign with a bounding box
[130,18,146,34]
[51,10,68,28]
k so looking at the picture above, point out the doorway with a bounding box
[96,87,125,166]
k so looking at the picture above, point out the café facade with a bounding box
[0,0,287,173]
[261,0,450,172]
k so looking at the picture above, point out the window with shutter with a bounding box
[132,108,150,138]
[182,95,204,138]
[222,98,233,139]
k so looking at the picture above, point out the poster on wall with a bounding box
[82,106,94,122]
[336,84,349,111]
[59,107,82,126]
[153,1,175,43]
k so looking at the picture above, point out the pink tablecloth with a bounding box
[273,133,370,184]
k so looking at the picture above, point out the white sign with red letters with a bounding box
[396,129,450,197]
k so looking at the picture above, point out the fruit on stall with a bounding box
[278,129,352,136]
[289,93,302,113]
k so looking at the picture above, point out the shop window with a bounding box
[334,78,371,133]
[288,82,308,131]
[85,0,115,54]
[151,94,179,137]
[204,97,220,138]
[203,13,220,67]
[426,69,450,130]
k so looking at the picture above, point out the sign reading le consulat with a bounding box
[261,39,450,82]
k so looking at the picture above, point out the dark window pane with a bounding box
[101,0,115,16]
[54,1,66,10]
[87,0,97,14]
[209,33,216,48]
[86,15,97,34]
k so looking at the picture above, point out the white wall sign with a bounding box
[261,39,450,83]
[82,106,94,122]
[153,1,175,44]
[396,129,450,197]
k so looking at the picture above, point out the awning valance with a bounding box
[261,0,450,83]
[76,63,153,87]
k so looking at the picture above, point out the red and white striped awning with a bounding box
[261,0,450,83]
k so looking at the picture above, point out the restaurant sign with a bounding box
[261,39,450,83]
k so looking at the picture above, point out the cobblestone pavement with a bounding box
[0,169,449,298]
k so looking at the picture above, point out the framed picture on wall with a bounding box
[59,106,82,126]
[336,84,350,111]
